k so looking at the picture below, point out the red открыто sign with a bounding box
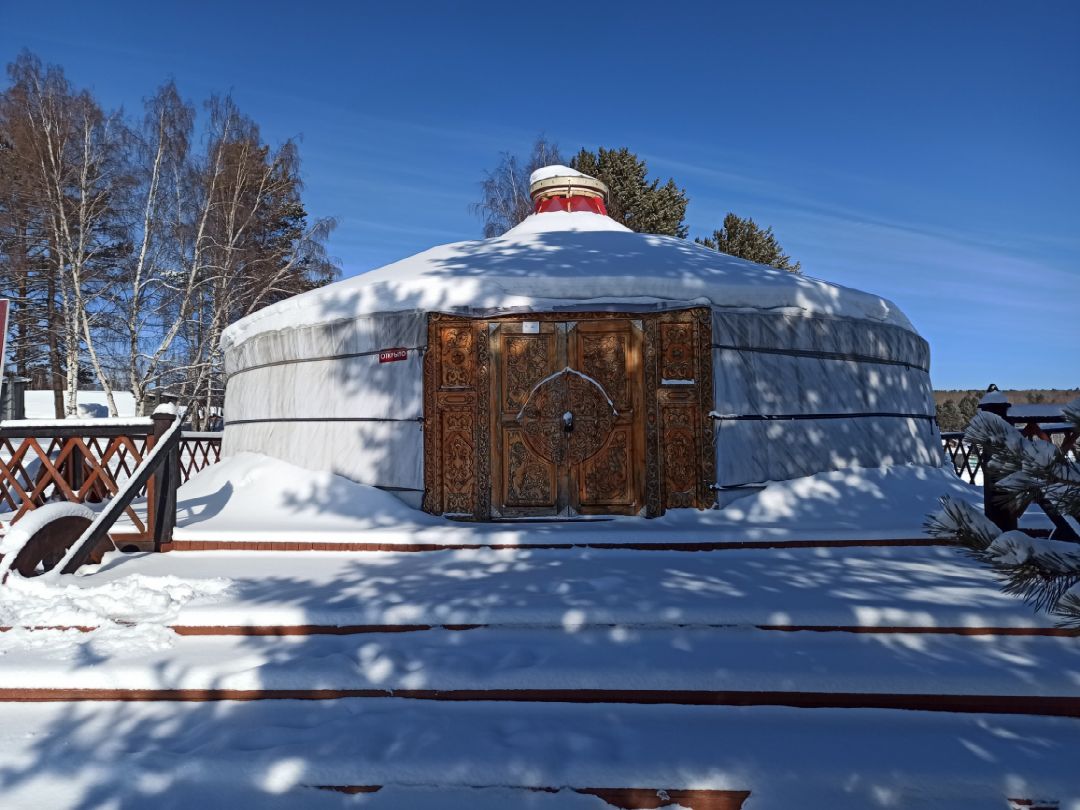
[379,348,408,363]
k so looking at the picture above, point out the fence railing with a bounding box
[941,409,1078,486]
[942,431,983,485]
[179,431,223,482]
[0,419,221,546]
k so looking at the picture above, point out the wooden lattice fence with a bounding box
[178,432,223,482]
[0,420,221,544]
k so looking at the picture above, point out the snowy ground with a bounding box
[0,543,1076,698]
[173,453,996,544]
[1,457,1076,808]
[22,390,138,419]
[3,616,1080,696]
[1,543,1078,807]
[1,700,1077,810]
[55,545,1067,630]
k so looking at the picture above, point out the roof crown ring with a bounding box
[529,165,609,215]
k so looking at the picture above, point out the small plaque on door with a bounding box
[379,348,408,363]
[521,321,540,334]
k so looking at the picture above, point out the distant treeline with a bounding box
[933,389,1080,432]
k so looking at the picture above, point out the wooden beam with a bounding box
[0,687,1075,717]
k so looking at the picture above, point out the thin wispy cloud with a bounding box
[654,153,1080,259]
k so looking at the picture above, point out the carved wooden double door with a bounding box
[422,309,715,520]
[491,319,645,517]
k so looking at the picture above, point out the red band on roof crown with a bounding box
[534,195,608,215]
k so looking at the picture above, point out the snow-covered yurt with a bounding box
[221,166,940,519]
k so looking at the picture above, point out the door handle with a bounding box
[563,411,574,432]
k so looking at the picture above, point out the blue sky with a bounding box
[4,0,1078,390]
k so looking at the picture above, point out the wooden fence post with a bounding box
[978,386,1017,532]
[67,442,85,497]
[150,411,180,551]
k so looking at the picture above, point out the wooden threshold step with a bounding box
[315,784,751,810]
[4,622,1076,637]
[1,687,1076,717]
[3,625,1077,708]
[164,537,946,552]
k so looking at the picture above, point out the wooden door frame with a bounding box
[423,309,715,519]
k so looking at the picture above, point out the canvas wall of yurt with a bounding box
[221,166,940,519]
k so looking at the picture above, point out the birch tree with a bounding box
[2,52,338,421]
[474,136,563,237]
[174,96,336,428]
[3,53,127,415]
[101,82,200,415]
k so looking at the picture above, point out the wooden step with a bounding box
[314,784,751,810]
[1,686,1075,717]
[4,624,1078,702]
[164,537,948,552]
[4,622,1075,636]
[79,545,1053,634]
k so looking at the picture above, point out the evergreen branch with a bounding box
[924,496,1000,550]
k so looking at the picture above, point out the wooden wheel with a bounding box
[8,514,104,578]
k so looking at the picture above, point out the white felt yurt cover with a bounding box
[221,204,940,504]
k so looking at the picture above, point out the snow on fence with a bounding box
[941,407,1077,486]
[0,418,220,546]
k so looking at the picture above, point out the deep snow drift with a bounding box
[173,451,981,544]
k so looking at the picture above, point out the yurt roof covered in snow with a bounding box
[222,166,939,519]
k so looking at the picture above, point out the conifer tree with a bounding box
[696,213,800,273]
[957,394,980,427]
[936,399,963,432]
[926,398,1080,625]
[569,147,688,238]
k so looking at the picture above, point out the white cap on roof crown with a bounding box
[529,164,591,185]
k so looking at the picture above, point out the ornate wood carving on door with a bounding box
[567,319,646,515]
[422,315,487,518]
[648,308,716,511]
[493,321,562,515]
[487,318,646,517]
[423,309,714,519]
